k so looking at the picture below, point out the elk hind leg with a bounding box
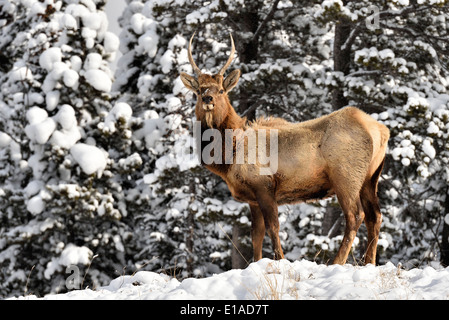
[332,194,365,265]
[325,130,372,264]
[361,158,385,265]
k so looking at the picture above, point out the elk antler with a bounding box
[188,32,202,76]
[218,33,235,76]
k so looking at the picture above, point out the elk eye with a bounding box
[219,89,224,94]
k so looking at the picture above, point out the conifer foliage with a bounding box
[0,0,129,296]
[1,0,449,297]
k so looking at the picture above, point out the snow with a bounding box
[70,55,83,72]
[11,258,449,300]
[160,49,174,74]
[0,132,11,148]
[6,217,58,241]
[63,69,79,88]
[100,102,133,133]
[61,13,77,30]
[26,194,45,215]
[321,0,344,9]
[137,29,159,57]
[39,47,62,72]
[104,31,120,53]
[70,143,108,176]
[26,106,48,125]
[24,180,45,197]
[44,244,93,280]
[355,47,395,64]
[10,66,33,82]
[84,69,112,92]
[25,107,57,144]
[45,91,60,111]
[130,12,159,57]
[54,104,77,130]
[422,139,436,159]
[51,105,81,149]
[84,53,103,70]
[82,12,103,31]
[427,121,439,134]
[186,11,209,24]
[58,244,93,266]
[130,13,147,35]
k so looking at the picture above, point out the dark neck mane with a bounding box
[197,104,247,177]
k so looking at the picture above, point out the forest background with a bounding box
[1,0,449,297]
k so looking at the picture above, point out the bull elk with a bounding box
[180,33,390,265]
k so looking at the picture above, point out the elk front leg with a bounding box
[249,204,265,262]
[255,191,284,260]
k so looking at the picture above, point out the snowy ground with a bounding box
[11,258,449,300]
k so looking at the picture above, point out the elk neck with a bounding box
[219,102,247,132]
[197,101,247,177]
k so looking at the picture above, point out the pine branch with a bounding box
[346,70,382,77]
[341,5,434,52]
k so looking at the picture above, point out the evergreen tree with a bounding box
[0,0,136,296]
[2,0,449,299]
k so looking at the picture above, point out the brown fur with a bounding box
[180,34,390,265]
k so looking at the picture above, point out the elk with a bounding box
[180,33,390,265]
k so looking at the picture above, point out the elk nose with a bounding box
[202,96,213,104]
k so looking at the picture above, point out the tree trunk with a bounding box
[231,2,262,270]
[332,18,352,111]
[322,204,344,238]
[236,5,260,119]
[186,185,196,276]
[441,189,449,266]
[231,223,252,269]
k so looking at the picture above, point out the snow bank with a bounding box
[13,258,449,300]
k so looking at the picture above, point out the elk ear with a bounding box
[180,72,199,92]
[223,69,241,93]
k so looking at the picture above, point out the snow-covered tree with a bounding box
[0,0,139,296]
[2,0,449,299]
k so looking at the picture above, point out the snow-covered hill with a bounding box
[11,258,449,300]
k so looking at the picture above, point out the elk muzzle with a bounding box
[202,95,214,111]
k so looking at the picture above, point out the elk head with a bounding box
[180,33,241,128]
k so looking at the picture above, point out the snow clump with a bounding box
[70,143,108,176]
